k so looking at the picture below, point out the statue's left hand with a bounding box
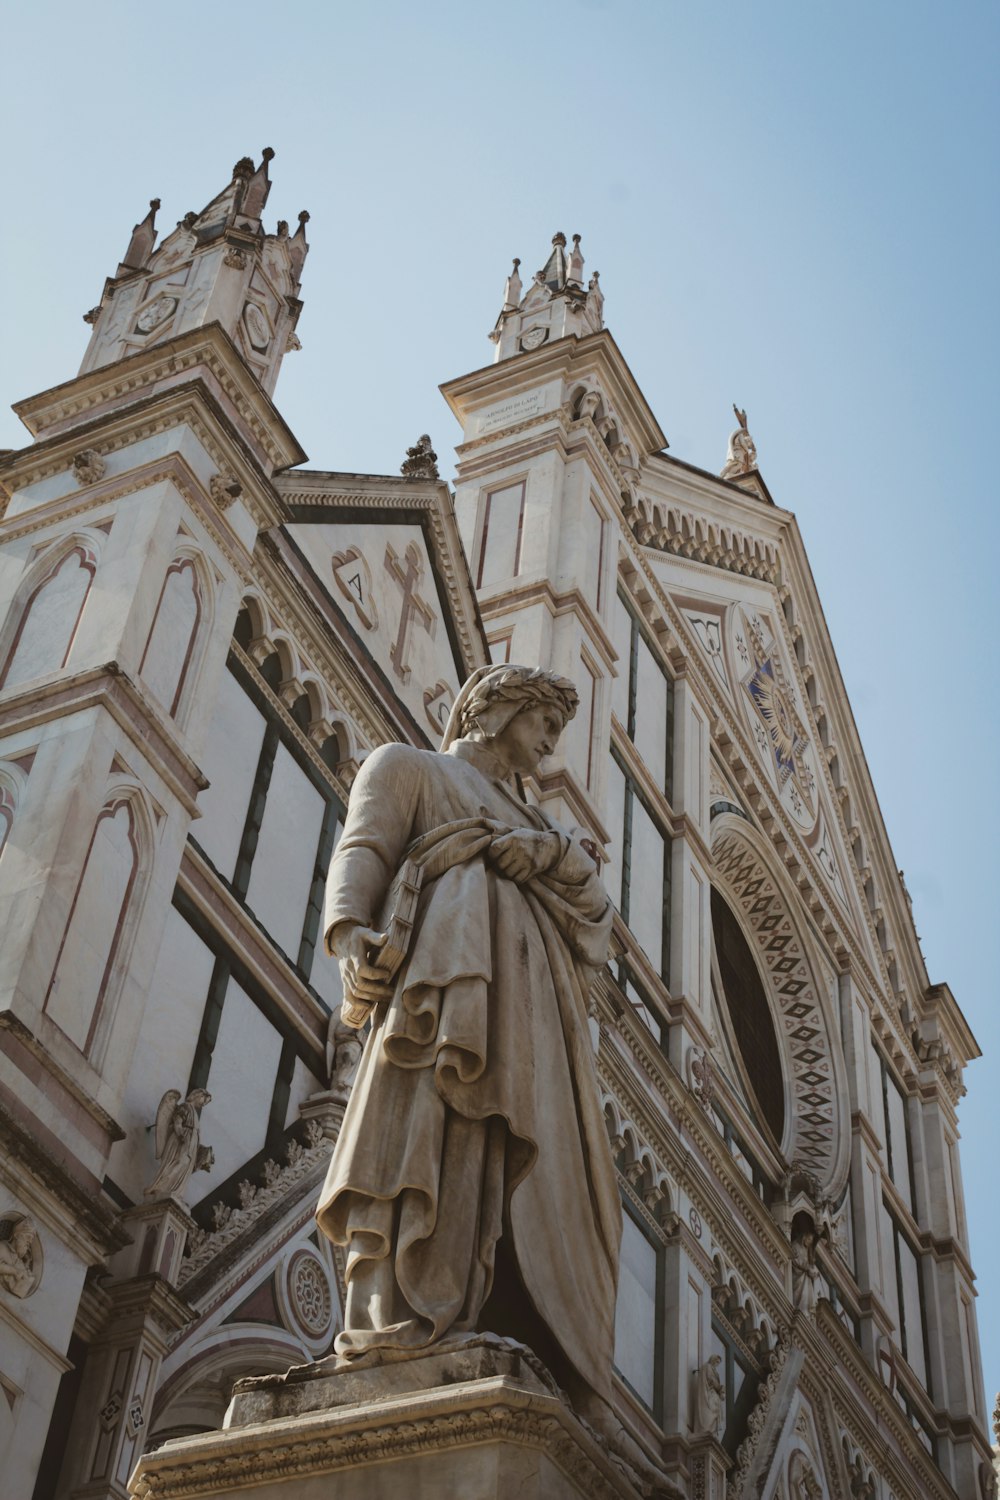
[488,829,560,883]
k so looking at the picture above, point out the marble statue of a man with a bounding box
[317,664,620,1416]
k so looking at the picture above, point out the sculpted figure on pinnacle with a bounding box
[317,664,622,1428]
[720,403,758,479]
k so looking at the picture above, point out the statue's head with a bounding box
[444,665,578,776]
[9,1218,34,1256]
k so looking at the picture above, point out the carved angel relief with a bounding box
[145,1088,214,1203]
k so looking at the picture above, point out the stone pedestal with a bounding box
[128,1339,667,1499]
[686,1434,731,1500]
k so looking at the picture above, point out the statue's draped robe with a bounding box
[317,740,620,1400]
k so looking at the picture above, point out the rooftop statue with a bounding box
[720,403,758,479]
[317,664,622,1430]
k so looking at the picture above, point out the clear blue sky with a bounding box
[3,0,998,1414]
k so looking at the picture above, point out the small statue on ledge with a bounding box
[692,1353,725,1437]
[146,1088,214,1203]
[720,405,758,479]
[791,1226,822,1316]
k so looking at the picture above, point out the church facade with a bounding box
[0,152,990,1499]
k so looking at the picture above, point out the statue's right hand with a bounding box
[334,924,394,1008]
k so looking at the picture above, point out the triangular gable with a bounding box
[274,470,488,747]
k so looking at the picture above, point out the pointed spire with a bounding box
[586,269,604,328]
[502,257,522,312]
[568,233,584,287]
[538,232,568,291]
[288,210,310,284]
[118,198,160,274]
[239,147,275,221]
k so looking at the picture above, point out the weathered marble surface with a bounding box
[317,665,621,1413]
[128,1339,668,1500]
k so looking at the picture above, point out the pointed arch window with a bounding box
[0,542,98,690]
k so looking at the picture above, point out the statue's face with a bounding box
[491,703,565,776]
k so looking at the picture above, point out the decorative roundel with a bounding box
[519,325,548,351]
[277,1245,336,1353]
[243,302,271,352]
[135,295,178,335]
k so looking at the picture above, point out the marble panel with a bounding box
[283,1054,325,1130]
[198,979,282,1194]
[244,744,325,961]
[633,634,668,790]
[628,797,665,974]
[614,1211,658,1411]
[194,668,267,879]
[478,481,524,588]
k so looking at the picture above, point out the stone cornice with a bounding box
[11,322,306,472]
[130,1371,664,1500]
[442,328,667,456]
[0,383,284,540]
[0,662,209,816]
[0,1092,129,1263]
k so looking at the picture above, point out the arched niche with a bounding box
[711,815,850,1197]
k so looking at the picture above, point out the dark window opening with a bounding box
[711,887,784,1146]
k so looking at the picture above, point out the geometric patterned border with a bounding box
[714,828,838,1186]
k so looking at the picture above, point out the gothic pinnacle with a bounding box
[118,198,160,273]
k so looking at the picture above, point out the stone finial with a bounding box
[145,1088,214,1203]
[401,434,439,480]
[502,257,522,312]
[537,232,569,291]
[237,147,275,221]
[288,210,310,284]
[721,404,758,479]
[73,449,106,485]
[568,233,584,287]
[118,198,160,273]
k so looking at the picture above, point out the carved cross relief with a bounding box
[384,541,435,683]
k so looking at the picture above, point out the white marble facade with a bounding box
[0,155,991,1500]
